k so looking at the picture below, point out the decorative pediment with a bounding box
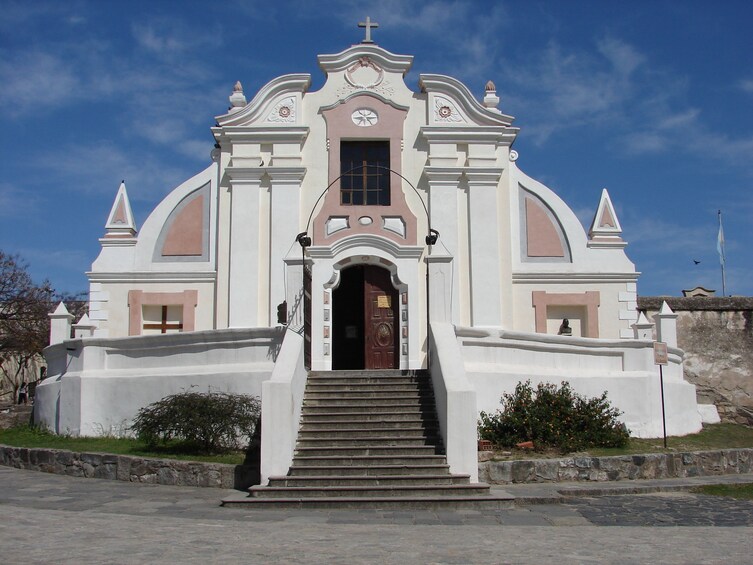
[318,44,413,77]
[215,74,311,127]
[319,45,414,102]
[420,74,515,127]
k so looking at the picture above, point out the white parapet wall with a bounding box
[456,327,702,438]
[35,327,284,436]
[260,329,307,485]
[429,323,479,482]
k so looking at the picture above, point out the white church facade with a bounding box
[36,35,704,483]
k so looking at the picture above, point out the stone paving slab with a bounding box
[1,467,753,563]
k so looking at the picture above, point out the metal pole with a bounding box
[425,253,433,373]
[659,364,667,449]
[718,210,727,297]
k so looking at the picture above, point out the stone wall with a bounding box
[0,445,259,490]
[479,448,753,484]
[638,296,753,425]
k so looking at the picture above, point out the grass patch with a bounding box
[487,423,753,460]
[691,483,753,500]
[587,423,753,457]
[0,426,245,465]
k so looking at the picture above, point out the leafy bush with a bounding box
[130,391,261,454]
[478,380,629,453]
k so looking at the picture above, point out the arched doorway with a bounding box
[332,264,399,370]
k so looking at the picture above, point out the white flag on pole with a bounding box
[717,211,725,266]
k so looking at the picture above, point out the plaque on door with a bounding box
[377,295,391,309]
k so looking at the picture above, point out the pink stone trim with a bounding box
[127,290,198,336]
[162,194,204,256]
[525,197,564,257]
[112,198,128,224]
[599,206,616,228]
[313,95,417,246]
[531,291,600,338]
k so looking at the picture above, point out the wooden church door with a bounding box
[363,266,398,370]
[332,265,399,370]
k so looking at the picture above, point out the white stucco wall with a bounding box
[456,326,702,438]
[35,328,283,436]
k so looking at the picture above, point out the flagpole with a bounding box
[717,210,726,297]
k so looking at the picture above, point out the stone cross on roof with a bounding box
[358,16,379,43]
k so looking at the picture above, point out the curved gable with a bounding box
[155,183,210,261]
[132,163,217,271]
[520,189,571,261]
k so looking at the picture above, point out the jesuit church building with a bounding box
[37,33,706,484]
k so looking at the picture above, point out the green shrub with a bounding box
[130,390,261,454]
[478,380,629,453]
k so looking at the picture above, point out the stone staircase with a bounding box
[223,370,512,510]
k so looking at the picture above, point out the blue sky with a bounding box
[1,0,751,297]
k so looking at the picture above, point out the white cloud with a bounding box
[494,35,753,174]
[596,36,644,78]
[500,36,651,145]
[0,183,40,217]
[623,213,712,255]
[0,51,81,115]
[740,78,753,94]
[358,1,474,34]
[177,140,214,162]
[40,143,191,201]
[131,19,222,60]
[319,0,509,82]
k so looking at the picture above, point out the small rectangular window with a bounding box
[142,305,184,334]
[340,141,390,206]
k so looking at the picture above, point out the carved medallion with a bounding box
[434,96,464,123]
[375,322,393,346]
[345,57,384,89]
[351,108,378,127]
[266,96,296,123]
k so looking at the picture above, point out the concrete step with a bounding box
[222,494,515,511]
[247,483,493,499]
[300,421,437,431]
[306,382,431,391]
[303,390,429,400]
[267,474,470,488]
[300,411,432,423]
[306,379,430,387]
[303,396,434,407]
[294,446,441,458]
[288,464,451,476]
[297,427,437,439]
[305,386,431,396]
[302,404,424,415]
[291,454,448,467]
[295,436,441,448]
[308,370,428,378]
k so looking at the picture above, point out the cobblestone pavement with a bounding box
[567,492,753,527]
[1,467,752,564]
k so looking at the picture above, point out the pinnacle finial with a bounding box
[229,80,247,112]
[483,80,500,112]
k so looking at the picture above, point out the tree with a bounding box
[0,251,86,402]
